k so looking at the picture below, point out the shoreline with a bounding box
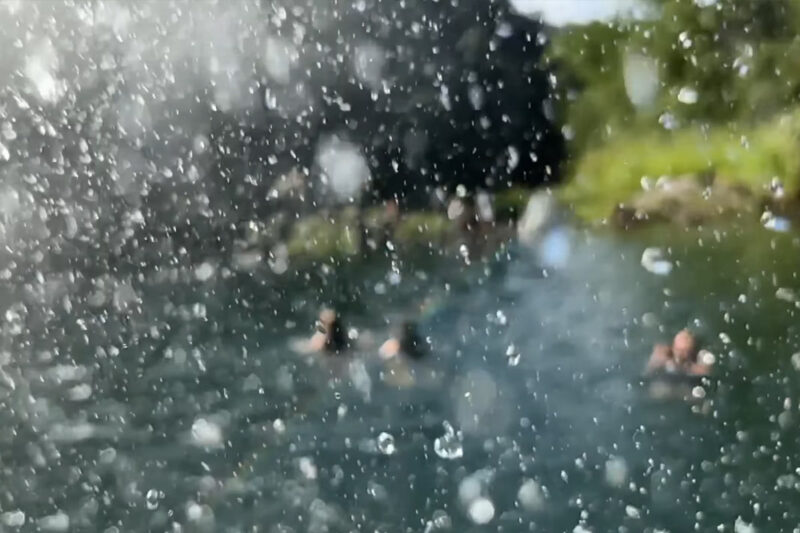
[234,187,534,270]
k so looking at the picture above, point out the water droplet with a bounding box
[67,383,92,401]
[641,247,673,276]
[778,410,792,430]
[467,497,494,524]
[459,244,470,265]
[505,344,521,366]
[623,52,659,108]
[677,86,698,104]
[734,516,756,533]
[658,111,678,130]
[625,505,641,519]
[299,457,317,479]
[770,177,785,199]
[776,287,797,303]
[424,510,452,532]
[517,479,545,511]
[605,457,628,488]
[37,511,69,532]
[434,421,464,460]
[1,510,25,527]
[191,417,223,448]
[4,304,25,336]
[761,210,791,232]
[99,447,117,464]
[146,489,160,510]
[698,350,715,365]
[194,262,215,282]
[377,431,396,455]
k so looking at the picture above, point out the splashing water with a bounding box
[377,432,396,455]
[434,421,464,460]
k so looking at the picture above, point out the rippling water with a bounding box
[2,222,800,531]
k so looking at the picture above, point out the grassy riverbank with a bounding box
[558,111,800,223]
[281,188,532,264]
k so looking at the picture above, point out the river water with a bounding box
[1,221,799,532]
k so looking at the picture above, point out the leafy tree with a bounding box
[544,0,800,156]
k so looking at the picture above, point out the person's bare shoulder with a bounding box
[289,332,327,355]
[379,338,401,360]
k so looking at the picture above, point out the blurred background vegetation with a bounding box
[544,0,800,220]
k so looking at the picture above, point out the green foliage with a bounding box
[545,22,635,151]
[286,209,454,261]
[494,186,533,221]
[546,0,800,220]
[287,211,361,261]
[394,212,452,249]
[560,111,800,220]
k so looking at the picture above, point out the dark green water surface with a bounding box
[2,222,800,532]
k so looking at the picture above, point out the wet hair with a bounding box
[319,309,349,355]
[398,320,426,360]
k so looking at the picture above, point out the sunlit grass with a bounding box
[286,210,361,261]
[560,111,800,221]
[394,212,452,249]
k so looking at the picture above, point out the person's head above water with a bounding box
[379,319,426,360]
[672,329,697,363]
[317,308,348,354]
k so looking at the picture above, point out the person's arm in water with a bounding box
[645,344,672,375]
[289,331,326,355]
[308,331,328,353]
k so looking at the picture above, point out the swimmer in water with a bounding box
[645,343,673,375]
[379,320,426,361]
[645,329,711,377]
[293,308,349,355]
[378,320,436,388]
[672,328,711,376]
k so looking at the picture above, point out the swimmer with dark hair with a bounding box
[292,308,350,355]
[378,320,436,388]
[379,320,426,361]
